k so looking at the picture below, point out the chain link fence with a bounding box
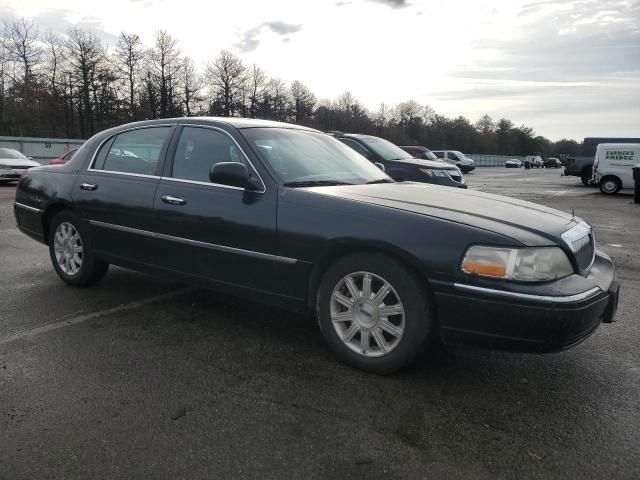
[466,154,527,167]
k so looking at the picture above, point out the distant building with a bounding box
[582,137,640,157]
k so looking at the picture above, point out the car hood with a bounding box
[414,159,459,170]
[307,182,578,245]
[0,158,40,167]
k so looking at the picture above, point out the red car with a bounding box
[49,149,78,165]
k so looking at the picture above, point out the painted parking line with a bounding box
[0,287,192,346]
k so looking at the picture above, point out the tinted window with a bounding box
[243,128,388,185]
[172,127,246,182]
[338,138,372,159]
[433,151,445,159]
[447,152,461,161]
[358,136,412,161]
[94,127,170,175]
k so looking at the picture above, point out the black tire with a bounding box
[581,170,592,186]
[316,253,432,374]
[599,176,621,195]
[48,210,109,286]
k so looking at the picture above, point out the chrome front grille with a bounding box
[561,221,595,273]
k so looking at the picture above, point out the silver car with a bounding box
[0,148,40,184]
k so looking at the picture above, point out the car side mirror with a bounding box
[210,162,256,190]
[374,162,386,172]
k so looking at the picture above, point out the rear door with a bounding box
[73,125,173,264]
[151,125,280,293]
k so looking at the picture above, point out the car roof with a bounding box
[104,117,320,132]
[399,145,429,151]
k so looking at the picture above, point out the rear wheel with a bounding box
[581,170,592,186]
[316,253,431,374]
[49,211,109,286]
[599,176,621,195]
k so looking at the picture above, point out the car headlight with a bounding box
[419,168,448,177]
[461,246,573,281]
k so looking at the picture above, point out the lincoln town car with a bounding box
[14,118,619,373]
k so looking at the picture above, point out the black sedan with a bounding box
[14,118,619,374]
[329,132,467,189]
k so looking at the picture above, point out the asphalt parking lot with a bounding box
[1,168,639,479]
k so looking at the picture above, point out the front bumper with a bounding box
[433,251,619,352]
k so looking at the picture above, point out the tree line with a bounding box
[0,18,581,157]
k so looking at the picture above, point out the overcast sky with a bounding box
[1,0,639,141]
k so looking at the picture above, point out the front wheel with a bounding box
[316,253,431,374]
[49,211,109,286]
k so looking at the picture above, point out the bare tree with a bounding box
[115,32,144,120]
[205,50,245,117]
[289,80,315,124]
[246,64,267,118]
[65,28,106,136]
[180,56,201,116]
[149,30,181,118]
[0,18,41,84]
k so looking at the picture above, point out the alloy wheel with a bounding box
[53,222,83,275]
[330,271,405,357]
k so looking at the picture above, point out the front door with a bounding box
[151,125,281,295]
[73,125,173,264]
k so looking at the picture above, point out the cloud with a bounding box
[234,21,302,53]
[367,0,411,8]
[0,7,118,44]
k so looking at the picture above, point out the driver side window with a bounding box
[94,127,170,175]
[171,127,246,183]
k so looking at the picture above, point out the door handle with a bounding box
[80,182,98,191]
[161,195,186,206]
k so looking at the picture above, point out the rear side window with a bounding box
[171,127,246,183]
[433,151,445,159]
[93,127,170,175]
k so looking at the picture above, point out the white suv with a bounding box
[431,150,476,173]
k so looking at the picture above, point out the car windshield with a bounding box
[0,148,28,159]
[358,136,413,161]
[243,128,391,186]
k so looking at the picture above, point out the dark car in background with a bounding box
[329,132,466,189]
[544,157,563,168]
[399,145,437,160]
[14,117,619,374]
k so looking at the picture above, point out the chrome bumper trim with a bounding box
[453,283,603,304]
[14,202,43,213]
[89,220,298,264]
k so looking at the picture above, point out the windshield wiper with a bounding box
[282,180,354,188]
[365,179,395,184]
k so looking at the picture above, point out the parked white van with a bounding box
[525,155,543,168]
[592,143,640,194]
